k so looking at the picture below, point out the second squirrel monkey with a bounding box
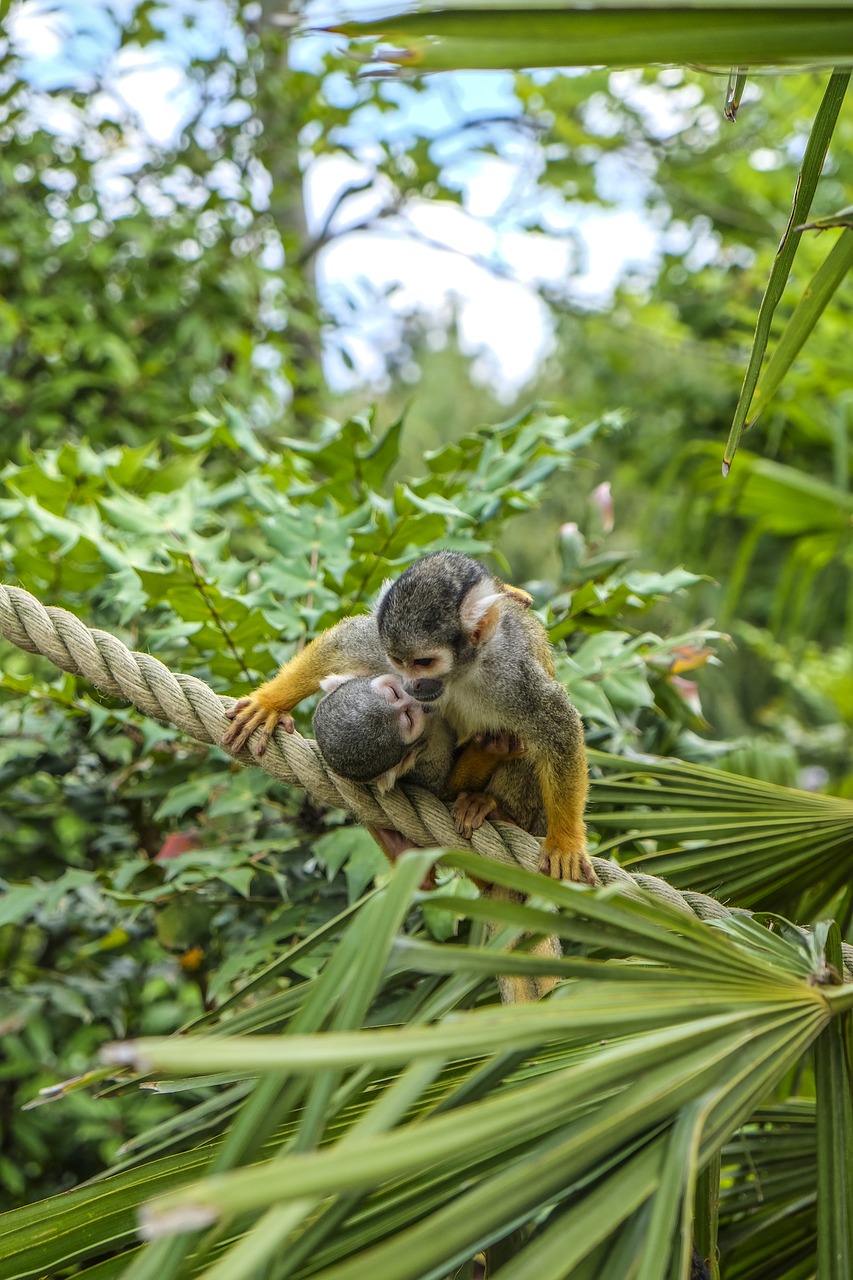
[312,671,530,832]
[312,671,560,1003]
[313,672,458,797]
[375,551,592,886]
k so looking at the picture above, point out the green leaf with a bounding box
[154,777,218,821]
[588,749,853,916]
[749,226,853,423]
[724,69,851,470]
[331,6,853,73]
[0,883,45,927]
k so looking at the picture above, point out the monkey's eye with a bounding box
[387,655,403,667]
[413,657,434,669]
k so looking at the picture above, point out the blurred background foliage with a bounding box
[0,0,851,1255]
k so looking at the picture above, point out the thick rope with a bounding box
[1,583,850,976]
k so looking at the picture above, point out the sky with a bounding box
[9,0,661,396]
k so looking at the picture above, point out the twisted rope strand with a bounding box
[2,583,850,975]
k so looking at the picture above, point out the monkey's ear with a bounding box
[372,578,393,614]
[459,582,504,648]
[373,766,400,793]
[502,582,534,609]
[319,673,353,694]
[373,748,419,793]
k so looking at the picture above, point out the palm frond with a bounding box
[588,749,853,917]
[328,3,853,73]
[4,852,846,1280]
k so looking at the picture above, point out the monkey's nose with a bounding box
[405,678,443,703]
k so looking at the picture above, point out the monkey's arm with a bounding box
[446,731,526,793]
[446,732,527,839]
[223,616,383,754]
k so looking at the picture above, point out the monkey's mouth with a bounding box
[404,678,444,703]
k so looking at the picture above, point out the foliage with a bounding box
[333,4,853,464]
[0,1,553,448]
[0,404,712,1209]
[1,851,852,1279]
[2,3,853,1276]
[0,10,290,443]
[588,749,853,917]
[503,64,853,777]
[3,407,852,1277]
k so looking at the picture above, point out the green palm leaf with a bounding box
[588,750,853,916]
[330,4,853,72]
[4,851,848,1280]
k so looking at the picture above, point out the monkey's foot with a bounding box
[452,791,500,839]
[539,843,596,886]
[368,826,436,889]
[368,824,416,861]
[223,696,294,754]
[473,730,527,759]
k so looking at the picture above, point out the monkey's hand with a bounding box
[473,730,527,759]
[223,693,295,755]
[539,838,596,887]
[452,791,501,839]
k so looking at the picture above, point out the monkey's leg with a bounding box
[537,752,594,886]
[486,885,562,1004]
[446,741,501,795]
[224,620,374,754]
[530,934,561,997]
[368,825,416,861]
[447,731,524,800]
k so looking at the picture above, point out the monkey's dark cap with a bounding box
[376,551,489,652]
[313,679,414,784]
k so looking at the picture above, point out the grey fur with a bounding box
[377,554,583,758]
[313,680,415,782]
[486,756,547,836]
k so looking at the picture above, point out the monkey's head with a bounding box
[375,552,505,703]
[313,673,430,792]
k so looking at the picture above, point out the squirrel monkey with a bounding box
[375,551,592,886]
[312,671,560,1003]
